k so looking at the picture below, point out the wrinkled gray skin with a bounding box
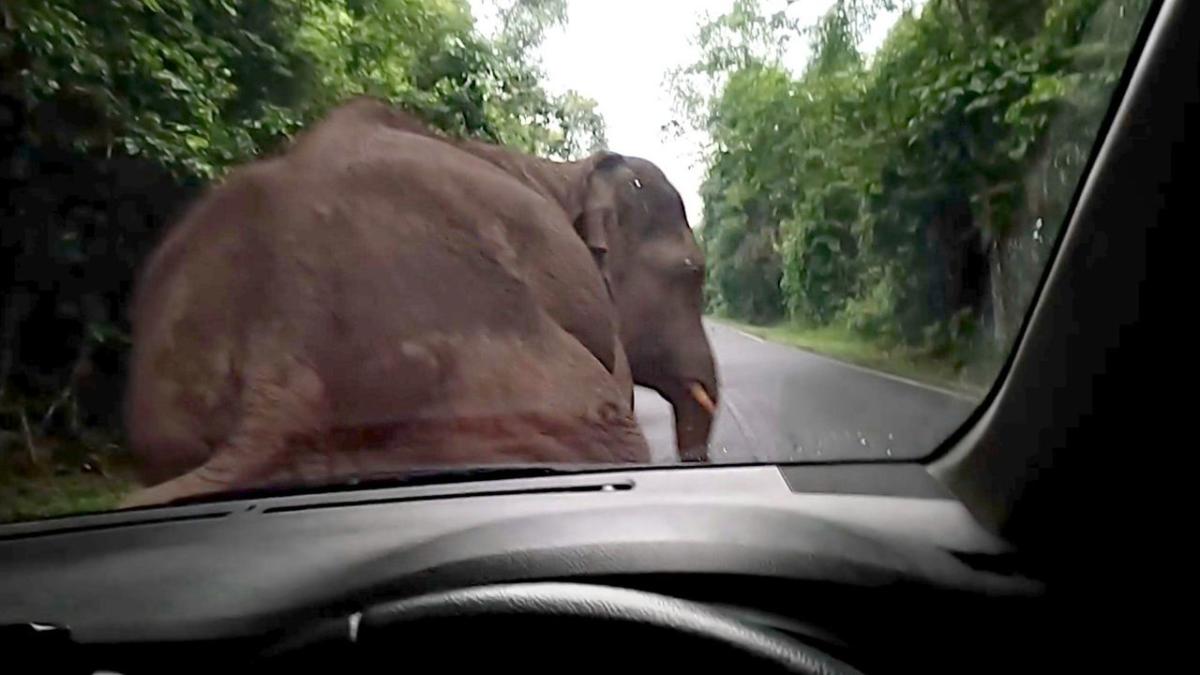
[579,157,718,461]
[124,99,716,506]
[459,141,718,461]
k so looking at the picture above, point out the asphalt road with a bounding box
[634,320,979,464]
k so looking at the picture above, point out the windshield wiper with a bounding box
[141,464,611,508]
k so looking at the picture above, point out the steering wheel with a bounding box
[270,583,862,673]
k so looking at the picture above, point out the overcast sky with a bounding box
[475,1,905,227]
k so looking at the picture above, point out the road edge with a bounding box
[708,319,982,402]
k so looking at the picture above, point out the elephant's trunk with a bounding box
[669,378,718,462]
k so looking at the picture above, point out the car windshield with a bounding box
[1,0,1153,520]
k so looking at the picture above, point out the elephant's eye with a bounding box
[631,178,643,189]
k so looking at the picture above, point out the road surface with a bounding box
[634,320,978,464]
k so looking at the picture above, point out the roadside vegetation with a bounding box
[0,436,138,522]
[714,317,993,396]
[674,0,1149,386]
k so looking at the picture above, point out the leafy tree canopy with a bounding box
[675,0,1149,354]
[8,0,607,177]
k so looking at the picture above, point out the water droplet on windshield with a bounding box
[885,448,893,457]
[859,436,868,447]
[887,432,894,441]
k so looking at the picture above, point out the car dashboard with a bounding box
[0,464,1044,673]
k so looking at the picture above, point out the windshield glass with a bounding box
[1,0,1154,521]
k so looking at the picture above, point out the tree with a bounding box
[673,0,1152,358]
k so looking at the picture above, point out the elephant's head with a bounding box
[575,154,719,461]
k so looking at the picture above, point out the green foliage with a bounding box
[0,440,137,522]
[8,0,606,178]
[678,0,1151,355]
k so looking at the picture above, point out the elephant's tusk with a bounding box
[689,382,717,416]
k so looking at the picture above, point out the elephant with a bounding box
[122,98,717,506]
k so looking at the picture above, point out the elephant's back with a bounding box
[125,104,648,478]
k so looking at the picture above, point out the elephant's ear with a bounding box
[574,153,626,269]
[574,201,612,264]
